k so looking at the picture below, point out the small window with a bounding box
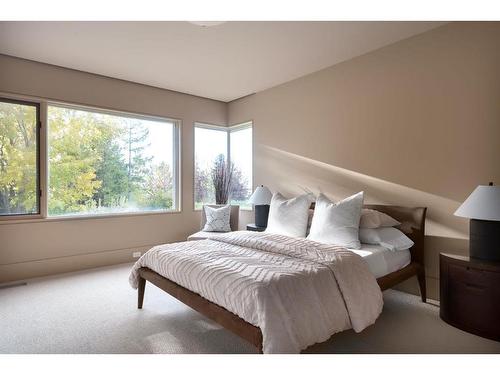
[194,122,253,210]
[0,98,40,216]
[47,104,179,217]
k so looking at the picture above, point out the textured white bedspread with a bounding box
[129,231,383,353]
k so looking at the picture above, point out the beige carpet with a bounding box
[1,263,499,354]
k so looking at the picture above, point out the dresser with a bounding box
[440,253,500,342]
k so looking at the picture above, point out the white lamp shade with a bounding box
[454,185,500,221]
[248,186,272,205]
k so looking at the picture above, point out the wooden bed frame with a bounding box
[136,204,427,353]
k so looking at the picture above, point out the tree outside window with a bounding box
[47,105,178,216]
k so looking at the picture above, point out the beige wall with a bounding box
[228,22,500,300]
[2,23,500,299]
[0,54,227,282]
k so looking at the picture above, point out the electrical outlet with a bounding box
[132,251,142,258]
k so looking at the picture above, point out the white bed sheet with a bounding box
[350,244,411,278]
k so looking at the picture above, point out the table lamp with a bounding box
[248,185,272,228]
[454,182,500,261]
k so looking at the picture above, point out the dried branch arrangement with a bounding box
[211,154,234,204]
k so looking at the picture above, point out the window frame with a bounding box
[0,92,182,223]
[46,101,182,218]
[193,120,253,211]
[0,96,42,219]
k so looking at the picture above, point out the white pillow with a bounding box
[307,192,364,249]
[359,227,414,251]
[202,205,232,232]
[360,209,400,229]
[265,192,313,237]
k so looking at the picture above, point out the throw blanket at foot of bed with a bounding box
[129,231,383,353]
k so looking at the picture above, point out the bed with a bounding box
[130,204,426,353]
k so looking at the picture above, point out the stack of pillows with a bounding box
[265,192,414,251]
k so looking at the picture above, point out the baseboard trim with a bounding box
[0,245,153,283]
[0,281,28,289]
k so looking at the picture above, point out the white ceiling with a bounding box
[0,21,445,102]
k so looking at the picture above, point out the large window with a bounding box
[0,98,40,216]
[194,122,252,210]
[47,104,179,217]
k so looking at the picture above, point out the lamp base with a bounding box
[254,205,270,228]
[470,219,500,262]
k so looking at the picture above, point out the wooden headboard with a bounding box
[364,205,427,267]
[309,203,427,268]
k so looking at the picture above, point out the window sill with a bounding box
[0,209,182,225]
[193,207,253,212]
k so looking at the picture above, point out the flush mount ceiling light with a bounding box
[188,21,227,27]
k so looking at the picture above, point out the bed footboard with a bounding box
[137,267,263,353]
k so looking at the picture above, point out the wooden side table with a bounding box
[246,224,266,232]
[440,253,500,342]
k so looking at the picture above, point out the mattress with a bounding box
[350,244,411,279]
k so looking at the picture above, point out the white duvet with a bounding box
[129,231,383,353]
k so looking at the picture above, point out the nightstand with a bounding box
[440,253,500,342]
[246,223,266,232]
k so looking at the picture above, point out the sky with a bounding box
[195,126,228,170]
[138,118,174,165]
[230,126,252,187]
